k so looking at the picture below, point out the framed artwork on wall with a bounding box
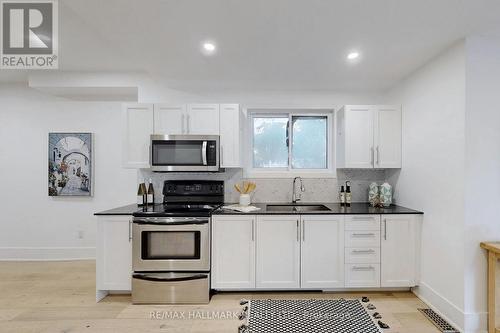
[48,133,93,196]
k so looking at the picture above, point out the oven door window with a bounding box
[152,141,203,166]
[141,231,201,260]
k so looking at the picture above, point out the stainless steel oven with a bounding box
[131,180,223,304]
[150,135,219,172]
[132,217,210,272]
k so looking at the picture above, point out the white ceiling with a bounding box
[3,0,500,92]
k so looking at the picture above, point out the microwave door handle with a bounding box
[202,141,208,165]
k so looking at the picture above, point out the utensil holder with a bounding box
[239,194,251,206]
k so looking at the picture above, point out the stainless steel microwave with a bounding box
[150,135,219,172]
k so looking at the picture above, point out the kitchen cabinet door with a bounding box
[219,104,241,168]
[374,106,402,168]
[96,216,132,298]
[211,215,255,289]
[187,104,220,135]
[256,215,300,289]
[337,106,375,168]
[381,215,418,287]
[301,215,345,289]
[122,103,154,168]
[154,104,186,135]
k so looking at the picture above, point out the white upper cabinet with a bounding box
[211,215,255,289]
[256,215,301,289]
[381,215,419,287]
[153,104,186,134]
[375,106,402,168]
[301,215,345,289]
[219,104,241,167]
[337,106,374,168]
[153,104,219,135]
[124,103,243,169]
[336,105,401,169]
[122,103,153,168]
[187,104,220,135]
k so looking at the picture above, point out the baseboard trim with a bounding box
[0,247,96,261]
[413,282,465,332]
[463,310,487,333]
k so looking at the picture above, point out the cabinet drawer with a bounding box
[345,215,381,231]
[345,264,380,288]
[345,231,380,247]
[345,247,380,264]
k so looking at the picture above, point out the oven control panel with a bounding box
[163,180,224,196]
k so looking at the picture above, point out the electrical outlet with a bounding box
[77,230,84,239]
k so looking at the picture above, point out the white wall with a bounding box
[463,35,500,332]
[0,84,137,260]
[384,42,466,329]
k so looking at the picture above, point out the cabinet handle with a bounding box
[128,220,132,242]
[187,114,190,133]
[252,219,255,242]
[352,233,375,237]
[371,147,375,166]
[352,249,375,254]
[221,145,224,165]
[351,216,373,220]
[376,146,380,165]
[384,219,387,240]
[181,114,185,134]
[296,220,299,242]
[352,265,374,271]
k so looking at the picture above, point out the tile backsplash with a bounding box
[138,169,387,204]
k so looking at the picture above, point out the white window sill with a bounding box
[243,170,337,179]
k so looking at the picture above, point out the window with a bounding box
[249,111,332,176]
[253,116,289,168]
[292,116,327,169]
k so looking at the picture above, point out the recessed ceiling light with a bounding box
[347,51,360,60]
[201,41,216,55]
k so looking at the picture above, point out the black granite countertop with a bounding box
[94,204,141,216]
[95,202,423,216]
[213,203,423,215]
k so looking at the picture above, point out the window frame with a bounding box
[244,108,336,178]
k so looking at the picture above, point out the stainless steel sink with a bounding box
[266,204,331,212]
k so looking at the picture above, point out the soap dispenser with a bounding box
[345,181,352,207]
[340,186,346,206]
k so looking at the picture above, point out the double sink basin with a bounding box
[266,204,331,212]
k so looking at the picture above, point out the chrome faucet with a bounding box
[292,177,306,203]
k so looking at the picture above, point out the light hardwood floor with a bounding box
[0,261,439,333]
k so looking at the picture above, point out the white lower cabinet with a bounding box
[211,215,255,289]
[256,215,301,289]
[344,215,381,288]
[381,215,418,287]
[96,216,132,300]
[210,213,421,291]
[301,215,345,289]
[345,264,381,288]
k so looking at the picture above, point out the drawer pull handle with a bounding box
[352,266,374,271]
[352,233,375,237]
[352,249,375,254]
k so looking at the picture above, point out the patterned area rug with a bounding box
[238,299,382,333]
